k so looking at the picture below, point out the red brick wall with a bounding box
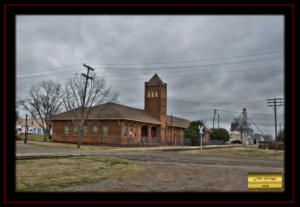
[52,120,122,145]
[52,120,185,146]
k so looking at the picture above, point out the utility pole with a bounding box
[171,115,173,145]
[279,122,282,140]
[267,98,283,142]
[212,109,217,128]
[24,114,28,144]
[240,108,248,145]
[217,113,220,128]
[77,64,95,148]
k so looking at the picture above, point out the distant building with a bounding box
[243,128,254,145]
[15,118,50,135]
[254,133,263,143]
[229,130,241,142]
[231,122,240,131]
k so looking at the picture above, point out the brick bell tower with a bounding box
[144,74,167,140]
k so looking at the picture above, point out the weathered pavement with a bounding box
[17,142,283,168]
[16,143,284,192]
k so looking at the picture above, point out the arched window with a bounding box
[155,91,158,97]
[102,122,108,137]
[148,92,150,98]
[82,123,88,136]
[152,92,154,97]
[73,124,78,136]
[64,123,69,136]
[92,123,98,137]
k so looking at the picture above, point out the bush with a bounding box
[210,128,230,142]
[184,120,205,146]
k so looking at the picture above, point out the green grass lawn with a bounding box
[16,156,144,192]
[21,140,116,150]
[17,134,46,141]
[181,146,284,160]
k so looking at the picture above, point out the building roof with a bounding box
[145,74,167,87]
[167,115,190,128]
[52,102,190,128]
[52,102,162,125]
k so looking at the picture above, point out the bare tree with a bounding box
[19,80,63,141]
[62,72,117,148]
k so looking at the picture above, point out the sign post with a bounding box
[199,125,204,150]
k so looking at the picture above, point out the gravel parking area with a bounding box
[16,142,284,192]
[57,161,284,192]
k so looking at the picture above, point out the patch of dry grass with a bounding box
[109,145,244,151]
[25,140,115,150]
[181,146,284,160]
[25,140,242,151]
[16,156,144,192]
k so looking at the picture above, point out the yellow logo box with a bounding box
[248,173,282,190]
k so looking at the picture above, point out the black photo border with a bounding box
[2,3,296,205]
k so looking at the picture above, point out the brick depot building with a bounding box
[52,74,190,146]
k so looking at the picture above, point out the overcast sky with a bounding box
[16,15,284,137]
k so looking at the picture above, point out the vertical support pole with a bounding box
[212,109,217,128]
[274,99,278,141]
[24,114,28,144]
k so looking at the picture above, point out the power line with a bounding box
[17,64,81,77]
[248,115,264,135]
[16,50,283,79]
[168,98,265,105]
[105,65,283,82]
[169,109,213,115]
[89,56,282,71]
[86,50,283,66]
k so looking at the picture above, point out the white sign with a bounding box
[199,125,204,134]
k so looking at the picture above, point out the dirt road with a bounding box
[16,143,284,192]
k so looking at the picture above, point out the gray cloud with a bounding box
[16,15,284,137]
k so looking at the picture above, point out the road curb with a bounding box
[16,154,84,160]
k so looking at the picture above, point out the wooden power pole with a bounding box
[24,114,28,144]
[218,113,220,128]
[77,64,95,148]
[267,98,283,142]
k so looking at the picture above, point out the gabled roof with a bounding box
[52,102,190,128]
[52,102,161,125]
[167,115,190,128]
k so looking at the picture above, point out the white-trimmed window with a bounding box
[102,122,108,137]
[73,125,78,136]
[82,123,88,136]
[64,124,69,136]
[92,123,98,137]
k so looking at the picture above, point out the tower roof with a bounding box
[146,74,166,86]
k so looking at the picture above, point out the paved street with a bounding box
[17,142,284,168]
